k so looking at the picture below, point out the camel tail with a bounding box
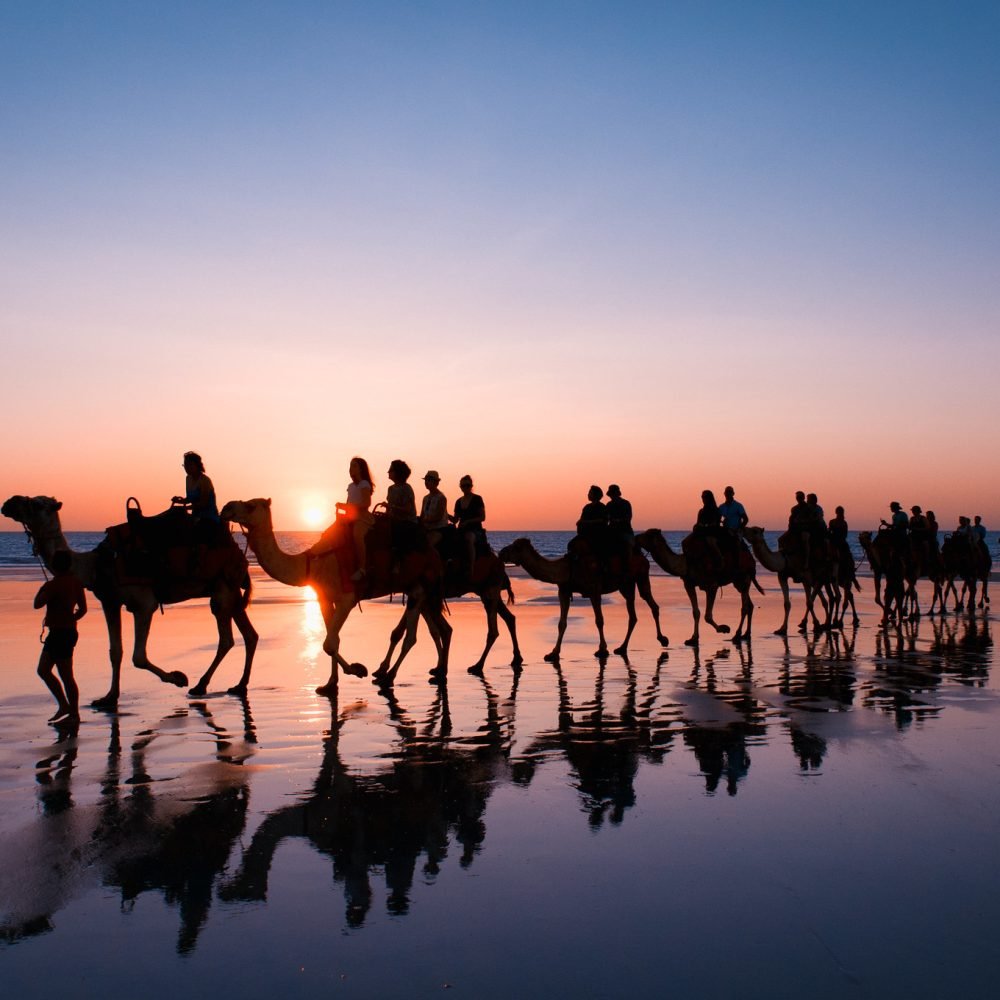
[853,576,862,592]
[753,577,765,595]
[502,570,516,606]
[241,572,253,609]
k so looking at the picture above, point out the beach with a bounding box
[1,566,998,998]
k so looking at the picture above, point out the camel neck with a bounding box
[30,519,98,586]
[246,521,310,587]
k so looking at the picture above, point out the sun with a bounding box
[302,506,326,529]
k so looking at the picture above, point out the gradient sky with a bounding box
[2,1,998,530]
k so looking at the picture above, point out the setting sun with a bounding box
[302,507,326,529]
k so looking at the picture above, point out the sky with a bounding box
[2,1,998,530]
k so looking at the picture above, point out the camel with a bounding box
[497,538,668,661]
[376,549,523,685]
[937,534,991,613]
[634,529,762,646]
[2,495,258,706]
[744,526,839,635]
[857,530,934,624]
[219,499,451,692]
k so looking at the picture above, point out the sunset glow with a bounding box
[1,5,998,531]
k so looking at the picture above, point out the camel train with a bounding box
[4,490,992,703]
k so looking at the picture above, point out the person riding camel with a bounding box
[449,475,487,578]
[419,470,448,550]
[171,450,224,575]
[692,489,725,572]
[385,459,420,566]
[336,457,374,582]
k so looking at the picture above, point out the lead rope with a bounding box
[21,524,50,644]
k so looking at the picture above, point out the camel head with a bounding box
[498,537,534,566]
[743,526,765,545]
[2,495,63,530]
[219,498,272,530]
[633,528,669,554]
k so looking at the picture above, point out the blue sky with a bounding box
[2,2,998,527]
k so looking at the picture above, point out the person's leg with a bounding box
[37,649,70,719]
[55,659,79,718]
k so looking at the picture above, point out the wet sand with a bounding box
[1,569,998,998]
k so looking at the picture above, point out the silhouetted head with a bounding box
[835,505,844,516]
[460,475,474,493]
[889,501,901,512]
[927,510,936,521]
[795,490,805,503]
[806,493,818,505]
[911,505,922,514]
[423,470,440,489]
[52,549,72,575]
[724,486,735,499]
[350,456,374,488]
[701,489,717,508]
[183,451,205,475]
[607,484,621,498]
[388,459,411,482]
[588,485,603,503]
[974,515,982,525]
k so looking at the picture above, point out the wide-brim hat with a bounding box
[424,470,440,482]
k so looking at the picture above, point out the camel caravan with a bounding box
[3,460,994,710]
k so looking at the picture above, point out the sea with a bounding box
[0,528,873,574]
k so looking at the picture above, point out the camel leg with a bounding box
[731,585,753,643]
[188,610,236,697]
[496,600,524,668]
[92,600,125,709]
[130,601,189,690]
[544,590,572,662]
[636,575,669,647]
[591,594,609,658]
[374,602,425,686]
[426,603,453,682]
[702,585,731,636]
[317,598,366,696]
[377,608,410,674]
[227,604,259,694]
[613,588,638,656]
[684,581,702,646]
[774,577,792,636]
[468,597,501,675]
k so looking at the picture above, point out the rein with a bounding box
[21,523,51,582]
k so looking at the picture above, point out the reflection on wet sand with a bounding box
[2,700,255,951]
[519,657,675,826]
[222,684,514,926]
[1,598,996,971]
[865,614,992,728]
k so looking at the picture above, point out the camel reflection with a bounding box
[865,614,992,728]
[778,629,858,772]
[221,683,513,927]
[1,699,255,951]
[518,658,675,826]
[680,644,765,796]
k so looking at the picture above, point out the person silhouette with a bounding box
[335,457,374,582]
[33,549,87,723]
[449,475,486,577]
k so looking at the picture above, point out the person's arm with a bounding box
[33,582,49,610]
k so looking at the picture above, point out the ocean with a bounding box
[0,528,875,574]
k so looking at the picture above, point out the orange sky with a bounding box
[3,7,999,533]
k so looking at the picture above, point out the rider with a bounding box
[173,451,222,541]
[719,486,749,537]
[450,475,487,577]
[336,457,374,582]
[386,459,419,561]
[419,470,449,549]
[605,484,634,558]
[692,489,725,571]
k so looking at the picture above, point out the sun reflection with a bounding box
[300,585,326,665]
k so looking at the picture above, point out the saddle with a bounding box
[101,498,246,599]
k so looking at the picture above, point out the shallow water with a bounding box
[0,575,997,998]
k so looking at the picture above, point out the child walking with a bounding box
[33,549,87,723]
